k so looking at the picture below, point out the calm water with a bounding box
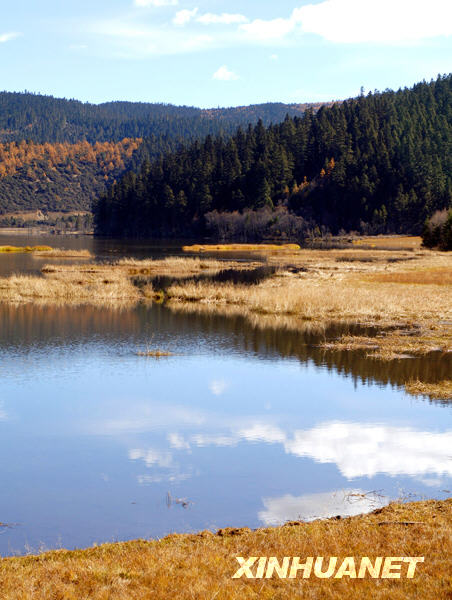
[0,236,451,556]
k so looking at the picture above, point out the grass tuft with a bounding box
[183,243,301,253]
[0,245,53,253]
[405,380,452,401]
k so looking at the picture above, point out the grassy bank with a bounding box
[0,499,450,599]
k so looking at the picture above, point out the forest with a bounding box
[94,75,451,239]
[0,92,323,144]
[0,92,323,215]
[0,139,141,213]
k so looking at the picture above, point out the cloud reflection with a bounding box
[209,379,228,396]
[167,421,452,480]
[259,489,389,525]
[284,422,452,479]
[129,448,173,468]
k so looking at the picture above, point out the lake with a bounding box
[0,234,450,556]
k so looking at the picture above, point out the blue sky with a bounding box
[1,0,451,107]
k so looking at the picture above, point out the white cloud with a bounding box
[134,0,178,6]
[197,13,248,25]
[213,65,239,81]
[240,0,452,44]
[90,17,215,56]
[173,7,199,27]
[86,0,452,60]
[191,433,238,447]
[259,489,389,525]
[0,32,21,43]
[240,17,296,41]
[296,0,452,43]
[270,53,278,60]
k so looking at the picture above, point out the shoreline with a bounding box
[1,498,450,599]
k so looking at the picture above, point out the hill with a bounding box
[0,92,327,144]
[0,139,141,215]
[94,75,452,239]
[0,92,325,216]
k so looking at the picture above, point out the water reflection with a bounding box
[0,303,450,394]
[259,489,389,525]
[159,422,452,479]
[0,301,450,556]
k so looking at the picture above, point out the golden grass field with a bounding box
[0,499,450,600]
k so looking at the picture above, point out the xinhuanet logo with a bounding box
[232,556,424,579]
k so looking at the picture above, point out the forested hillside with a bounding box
[0,92,324,215]
[95,75,451,239]
[0,139,142,213]
[0,92,323,144]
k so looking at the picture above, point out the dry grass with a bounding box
[0,245,53,253]
[183,243,301,253]
[405,380,452,401]
[0,499,450,599]
[368,268,452,285]
[0,257,259,306]
[320,326,452,360]
[86,257,259,277]
[165,248,452,385]
[0,271,141,306]
[352,236,422,250]
[167,268,452,326]
[31,248,93,259]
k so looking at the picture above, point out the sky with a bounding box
[0,0,451,108]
